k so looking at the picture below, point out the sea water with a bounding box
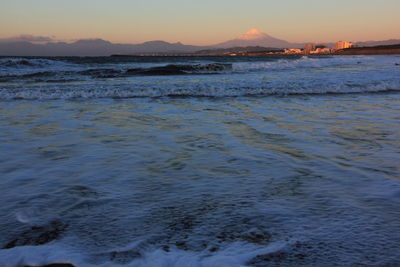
[0,55,399,266]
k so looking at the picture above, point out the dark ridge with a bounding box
[356,44,400,49]
[0,63,232,83]
[22,71,56,78]
[1,59,35,67]
[44,79,79,83]
[126,65,188,76]
[0,58,67,67]
[78,68,122,78]
[125,63,231,76]
[335,44,400,55]
[0,71,59,82]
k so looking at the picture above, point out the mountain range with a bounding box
[0,39,209,56]
[0,29,399,56]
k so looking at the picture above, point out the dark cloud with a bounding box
[0,34,54,43]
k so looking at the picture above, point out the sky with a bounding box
[1,0,399,45]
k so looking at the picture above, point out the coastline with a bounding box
[111,44,400,57]
[334,44,400,55]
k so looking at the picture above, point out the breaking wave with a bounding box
[1,80,399,100]
[0,63,232,82]
[124,63,232,75]
[0,57,80,77]
[231,55,380,72]
[1,55,399,100]
[0,57,73,69]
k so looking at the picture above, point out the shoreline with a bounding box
[3,44,400,58]
[110,51,400,57]
[334,45,400,55]
[111,44,400,57]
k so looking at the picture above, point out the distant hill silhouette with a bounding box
[0,30,399,56]
[356,39,400,47]
[0,39,209,56]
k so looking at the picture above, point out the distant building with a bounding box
[284,48,303,54]
[304,44,314,54]
[310,48,331,54]
[333,41,353,51]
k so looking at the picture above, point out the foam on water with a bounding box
[0,240,290,267]
[0,243,82,267]
[0,58,80,76]
[128,242,288,267]
[1,55,399,100]
[231,55,390,72]
[0,79,399,100]
[1,55,400,267]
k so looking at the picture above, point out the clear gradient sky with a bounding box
[1,0,399,45]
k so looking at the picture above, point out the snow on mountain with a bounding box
[237,29,271,40]
[216,29,297,48]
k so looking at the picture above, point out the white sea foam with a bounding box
[0,58,79,69]
[0,58,80,76]
[128,242,287,267]
[0,241,289,267]
[0,79,399,100]
[0,243,82,267]
[1,78,400,267]
[231,55,383,72]
[0,58,69,67]
[1,55,398,100]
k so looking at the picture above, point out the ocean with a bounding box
[0,55,399,267]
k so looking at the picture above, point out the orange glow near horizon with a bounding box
[1,0,399,45]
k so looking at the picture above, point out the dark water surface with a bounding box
[0,56,400,266]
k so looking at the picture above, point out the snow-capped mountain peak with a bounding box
[216,28,293,48]
[237,29,270,40]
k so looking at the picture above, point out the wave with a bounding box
[1,56,397,79]
[0,58,72,68]
[0,63,232,82]
[1,55,399,100]
[230,55,397,72]
[0,58,80,78]
[1,80,399,100]
[125,63,232,76]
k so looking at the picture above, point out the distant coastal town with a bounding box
[283,41,353,55]
[220,42,400,57]
[112,42,400,57]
